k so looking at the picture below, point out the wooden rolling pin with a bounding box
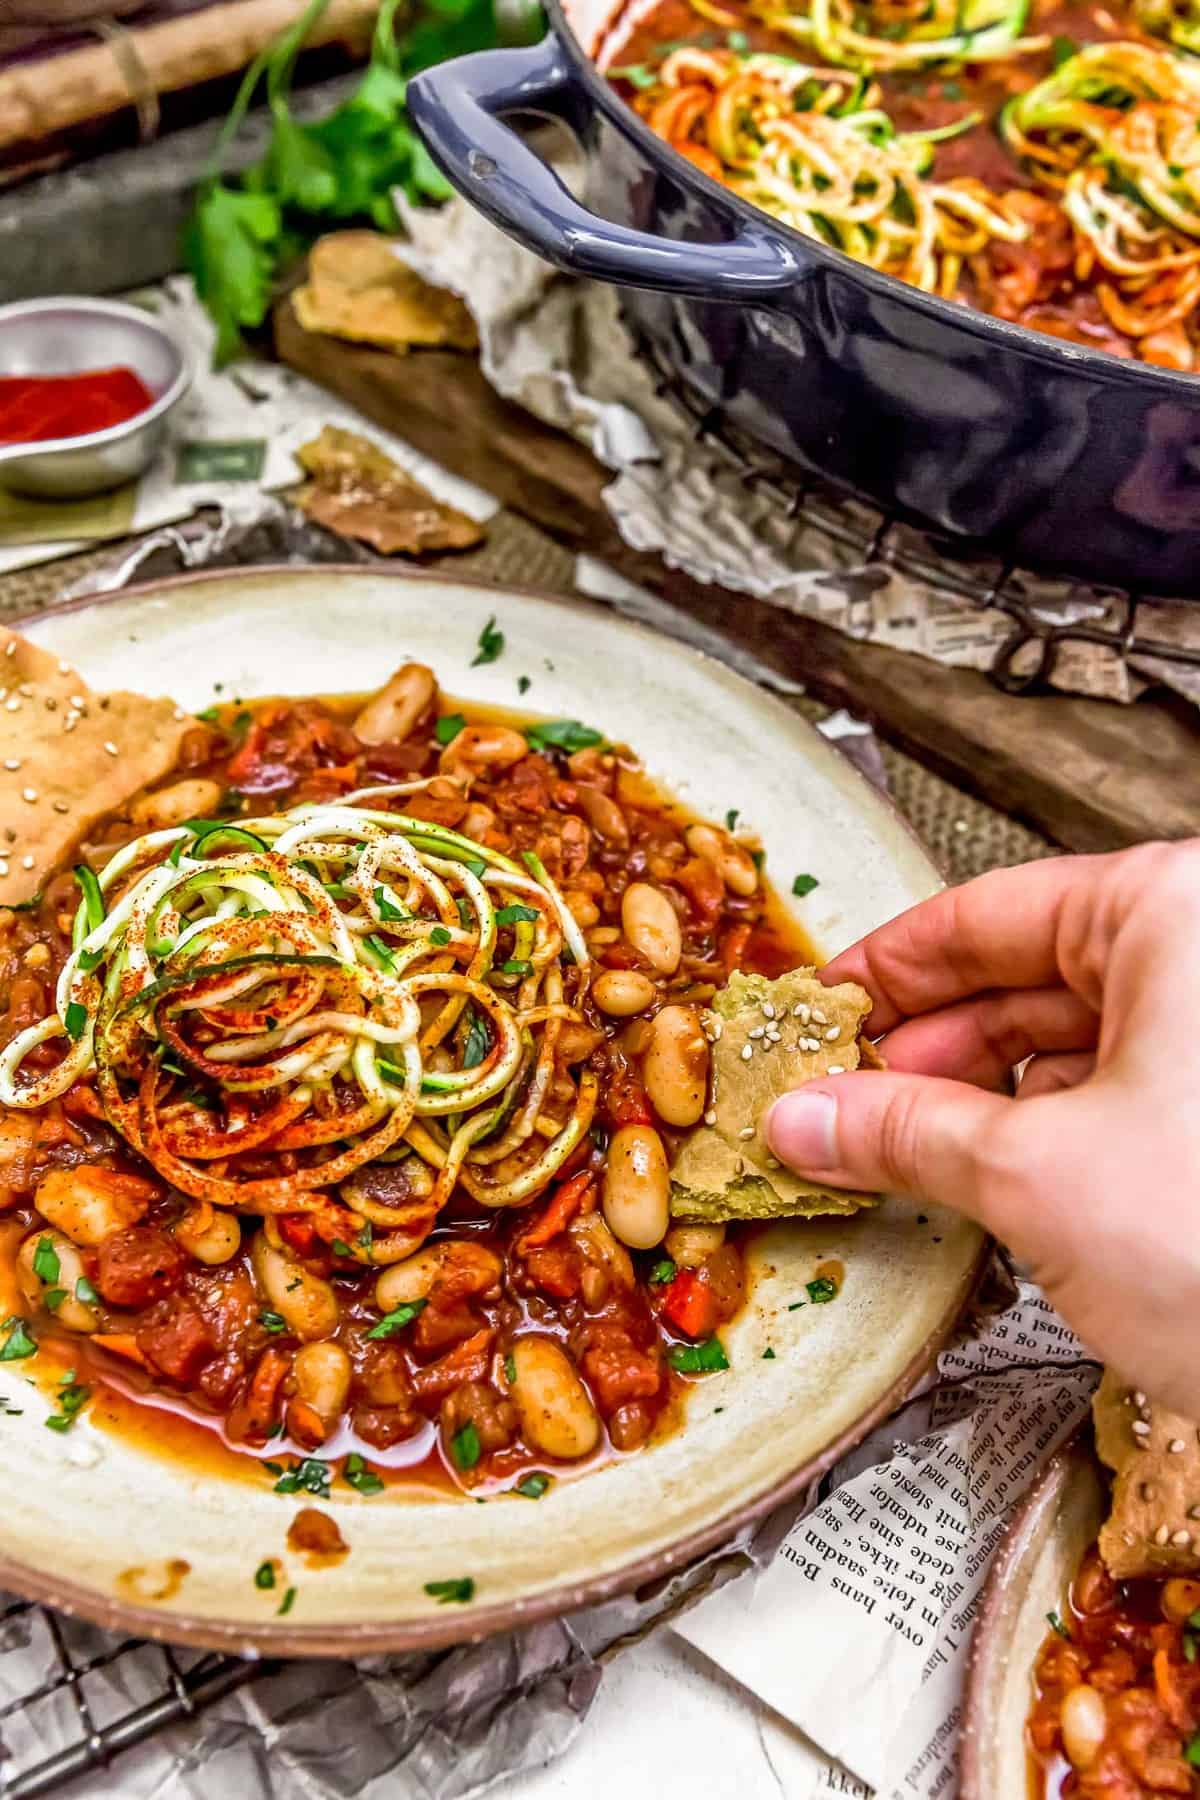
[0,0,379,153]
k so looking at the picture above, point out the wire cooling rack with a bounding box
[630,326,1200,693]
[0,1596,269,1798]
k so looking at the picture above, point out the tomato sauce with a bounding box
[0,367,155,445]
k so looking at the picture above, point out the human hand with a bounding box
[765,843,1200,1414]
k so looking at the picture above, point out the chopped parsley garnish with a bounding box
[462,1009,489,1070]
[517,675,531,696]
[472,615,505,666]
[424,1577,475,1605]
[649,1259,677,1284]
[277,1586,297,1617]
[610,61,656,87]
[500,958,532,977]
[1185,1632,1197,1664]
[806,1276,838,1304]
[367,1298,427,1340]
[1045,1610,1070,1639]
[495,904,538,926]
[344,1452,385,1495]
[524,719,604,756]
[255,1560,276,1590]
[269,1457,327,1495]
[463,857,487,878]
[46,1372,90,1432]
[504,1353,517,1386]
[762,1347,776,1360]
[197,705,221,725]
[362,934,398,973]
[32,1237,60,1286]
[787,1300,806,1311]
[669,1336,729,1375]
[272,1458,331,1498]
[260,1311,288,1335]
[1051,33,1078,64]
[451,1422,481,1471]
[357,1221,374,1254]
[791,873,819,898]
[1189,1732,1200,1769]
[435,713,467,746]
[724,808,740,831]
[63,1001,88,1042]
[0,1317,35,1361]
[374,886,408,922]
[430,926,452,947]
[42,1288,67,1313]
[1188,1607,1200,1629]
[331,1239,353,1258]
[726,27,749,48]
[516,1472,551,1499]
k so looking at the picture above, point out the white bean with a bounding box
[439,724,527,774]
[35,1166,154,1247]
[173,1203,240,1265]
[621,882,682,975]
[1060,1684,1107,1770]
[664,1223,726,1268]
[352,661,436,746]
[643,1003,709,1127]
[574,786,629,845]
[293,1341,352,1423]
[251,1235,338,1341]
[603,1123,670,1249]
[16,1229,99,1333]
[592,969,656,1018]
[509,1335,600,1461]
[129,777,223,829]
[374,1239,502,1313]
[684,822,759,896]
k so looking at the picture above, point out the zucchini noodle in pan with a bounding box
[0,801,596,1262]
[612,0,1200,369]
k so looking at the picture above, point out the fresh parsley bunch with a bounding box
[184,0,519,364]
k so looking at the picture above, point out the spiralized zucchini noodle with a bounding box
[628,49,1029,295]
[619,16,1200,363]
[0,790,597,1264]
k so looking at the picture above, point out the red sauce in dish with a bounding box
[0,367,155,445]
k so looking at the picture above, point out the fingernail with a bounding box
[766,1090,838,1169]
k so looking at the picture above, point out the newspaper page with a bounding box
[676,1280,1099,1798]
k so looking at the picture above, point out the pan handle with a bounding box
[406,37,803,301]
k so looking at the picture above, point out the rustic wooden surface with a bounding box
[273,299,1200,855]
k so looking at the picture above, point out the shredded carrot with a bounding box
[93,1332,150,1368]
[518,1171,596,1250]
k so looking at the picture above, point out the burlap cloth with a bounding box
[0,506,1054,886]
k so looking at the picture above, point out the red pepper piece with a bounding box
[662,1269,720,1340]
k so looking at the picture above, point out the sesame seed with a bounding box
[173,708,186,722]
[710,1019,722,1040]
[738,1126,755,1140]
[103,741,119,757]
[801,1036,821,1053]
[0,862,9,877]
[58,662,71,675]
[1134,1391,1147,1406]
[1187,1505,1200,1520]
[3,698,18,713]
[794,1003,810,1023]
[1133,1437,1149,1450]
[828,1063,845,1074]
[44,698,56,712]
[2,758,17,771]
[748,1026,765,1040]
[764,1155,779,1170]
[1140,1481,1158,1501]
[1122,1530,1135,1545]
[19,855,32,871]
[52,801,68,815]
[68,695,84,710]
[740,1044,753,1062]
[761,1002,775,1020]
[16,684,32,699]
[3,640,14,657]
[63,715,77,733]
[811,1007,828,1025]
[1170,1438,1186,1454]
[1173,1530,1192,1548]
[1155,1524,1170,1545]
[824,1025,840,1042]
[1132,1420,1151,1437]
[20,788,35,804]
[703,1108,717,1126]
[766,1027,782,1042]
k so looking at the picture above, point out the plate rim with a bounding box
[7,562,988,1656]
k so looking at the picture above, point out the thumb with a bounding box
[765,1071,1012,1220]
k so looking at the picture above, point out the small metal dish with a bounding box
[0,296,189,500]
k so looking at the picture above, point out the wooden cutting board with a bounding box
[273,298,1200,855]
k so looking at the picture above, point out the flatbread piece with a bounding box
[295,426,485,557]
[670,967,881,1223]
[292,232,478,354]
[1094,1368,1200,1578]
[0,631,192,906]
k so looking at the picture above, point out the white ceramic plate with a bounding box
[2,567,985,1654]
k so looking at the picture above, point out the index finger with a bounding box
[819,853,1104,1032]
